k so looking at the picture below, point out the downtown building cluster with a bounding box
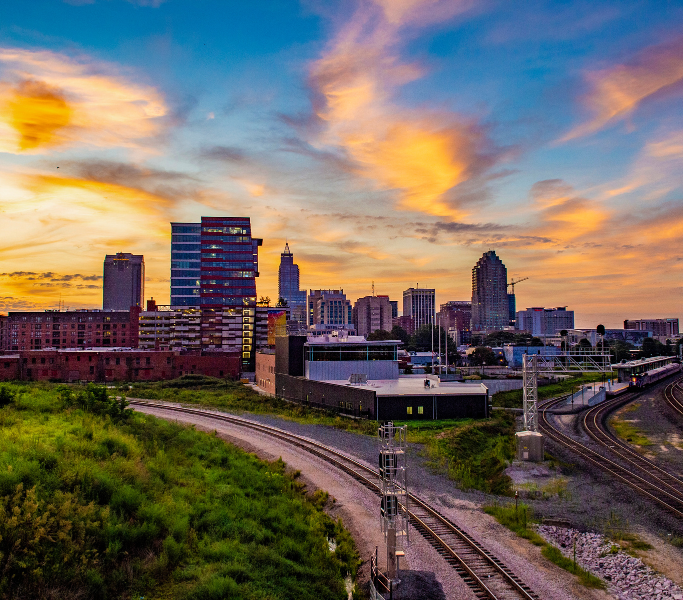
[1,217,680,383]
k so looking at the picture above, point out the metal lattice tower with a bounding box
[522,348,612,432]
[522,354,538,432]
[378,422,408,580]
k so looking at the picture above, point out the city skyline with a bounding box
[1,1,683,328]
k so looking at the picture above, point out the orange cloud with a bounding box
[562,40,683,141]
[8,80,72,150]
[309,1,494,220]
[0,48,167,153]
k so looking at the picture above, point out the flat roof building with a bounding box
[353,295,393,337]
[624,318,679,337]
[517,307,574,337]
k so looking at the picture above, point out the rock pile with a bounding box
[537,525,683,600]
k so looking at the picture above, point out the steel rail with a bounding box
[582,389,683,497]
[664,379,683,417]
[129,399,538,600]
[538,393,683,519]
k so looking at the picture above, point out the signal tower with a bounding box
[379,422,409,580]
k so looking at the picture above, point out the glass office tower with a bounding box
[170,223,201,306]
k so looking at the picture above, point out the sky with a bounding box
[1,0,682,328]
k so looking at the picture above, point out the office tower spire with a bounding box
[278,242,306,324]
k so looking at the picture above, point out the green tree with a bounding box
[578,338,592,349]
[367,329,393,341]
[275,297,288,307]
[390,325,410,344]
[469,346,497,366]
[641,337,667,358]
[483,331,516,347]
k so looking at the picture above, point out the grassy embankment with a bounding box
[492,372,613,408]
[0,383,359,600]
[127,375,378,436]
[484,502,605,589]
[608,403,652,447]
[130,377,519,495]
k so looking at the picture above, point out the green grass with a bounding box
[484,502,605,589]
[0,383,360,600]
[609,405,652,447]
[125,376,379,436]
[492,373,613,408]
[400,413,516,494]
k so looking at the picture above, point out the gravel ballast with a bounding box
[538,525,683,600]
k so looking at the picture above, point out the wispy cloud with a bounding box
[305,0,500,220]
[561,38,683,141]
[0,47,167,153]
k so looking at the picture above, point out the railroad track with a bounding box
[129,400,538,600]
[539,380,683,519]
[664,379,683,417]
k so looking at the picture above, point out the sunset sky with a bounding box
[1,0,682,327]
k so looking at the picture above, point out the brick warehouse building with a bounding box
[0,349,240,383]
[2,309,141,351]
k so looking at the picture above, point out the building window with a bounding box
[407,407,413,415]
[418,406,424,415]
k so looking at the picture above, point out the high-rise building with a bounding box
[471,251,509,331]
[402,287,435,330]
[170,217,262,371]
[103,253,144,310]
[517,307,574,337]
[278,243,307,324]
[437,301,472,345]
[353,295,393,337]
[389,300,398,319]
[624,318,679,337]
[170,224,201,307]
[308,290,353,333]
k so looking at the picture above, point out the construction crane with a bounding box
[507,277,528,294]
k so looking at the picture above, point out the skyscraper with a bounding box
[402,287,435,330]
[170,217,262,371]
[278,243,307,323]
[103,253,144,310]
[471,250,509,331]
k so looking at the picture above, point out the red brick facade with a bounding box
[2,309,141,352]
[0,349,240,383]
[255,351,276,394]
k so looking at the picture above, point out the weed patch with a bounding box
[418,413,516,494]
[485,502,605,589]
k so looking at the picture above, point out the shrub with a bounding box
[0,386,16,408]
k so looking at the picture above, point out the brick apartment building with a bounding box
[2,309,140,351]
[624,318,679,337]
[0,349,240,383]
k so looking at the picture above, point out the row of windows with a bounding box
[171,243,201,251]
[200,236,251,244]
[171,226,201,234]
[171,252,200,260]
[202,227,249,234]
[202,297,256,306]
[406,406,424,415]
[202,288,256,295]
[171,261,202,269]
[171,270,201,278]
[171,278,201,286]
[170,288,200,295]
[201,262,256,269]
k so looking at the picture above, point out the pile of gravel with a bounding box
[537,525,683,600]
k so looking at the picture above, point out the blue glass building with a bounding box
[170,223,201,307]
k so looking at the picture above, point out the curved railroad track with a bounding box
[539,379,683,519]
[664,378,683,417]
[129,399,538,600]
